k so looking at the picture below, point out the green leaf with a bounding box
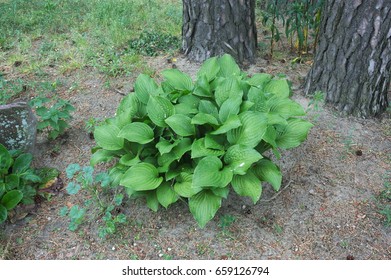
[227,111,268,148]
[165,114,195,136]
[211,115,242,135]
[193,156,233,188]
[115,94,140,128]
[0,204,7,223]
[134,74,158,104]
[204,134,225,150]
[214,77,242,107]
[119,154,140,166]
[275,118,313,149]
[211,186,230,199]
[247,73,272,87]
[94,124,124,150]
[197,57,220,81]
[145,191,159,212]
[253,159,282,191]
[118,122,154,144]
[191,138,225,158]
[162,69,193,92]
[174,172,202,198]
[155,139,179,155]
[189,190,222,228]
[224,144,262,175]
[120,163,163,191]
[218,94,242,123]
[191,113,219,126]
[1,190,23,210]
[66,163,81,179]
[156,182,179,209]
[264,78,290,98]
[267,96,305,118]
[0,144,13,172]
[198,100,219,119]
[12,153,33,174]
[5,174,20,189]
[218,54,241,78]
[193,75,213,98]
[90,149,118,166]
[247,87,268,112]
[147,96,175,127]
[66,182,81,195]
[231,171,262,204]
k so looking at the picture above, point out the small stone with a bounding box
[112,246,116,251]
[167,248,172,251]
[158,253,164,257]
[242,205,246,209]
[0,102,37,153]
[309,189,315,195]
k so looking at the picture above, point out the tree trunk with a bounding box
[182,0,257,64]
[304,0,391,118]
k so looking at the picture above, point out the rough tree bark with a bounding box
[304,0,391,118]
[182,0,257,64]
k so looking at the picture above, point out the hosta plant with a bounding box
[92,54,313,228]
[0,144,41,223]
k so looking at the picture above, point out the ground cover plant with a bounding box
[92,54,313,227]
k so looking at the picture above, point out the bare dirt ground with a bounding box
[1,51,390,260]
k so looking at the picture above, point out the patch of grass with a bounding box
[1,0,182,77]
[377,171,391,227]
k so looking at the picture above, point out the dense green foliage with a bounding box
[128,31,180,56]
[0,144,42,223]
[92,54,312,227]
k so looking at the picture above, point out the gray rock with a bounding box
[0,102,37,153]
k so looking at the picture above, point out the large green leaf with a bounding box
[0,204,7,223]
[224,144,262,175]
[231,171,262,204]
[193,75,213,98]
[247,87,268,113]
[275,118,313,149]
[253,159,282,191]
[0,144,12,173]
[118,122,154,144]
[247,73,272,88]
[156,182,179,209]
[218,54,241,78]
[191,113,219,126]
[147,96,175,127]
[94,124,124,150]
[227,111,268,148]
[120,163,163,191]
[175,95,200,115]
[267,96,305,118]
[264,78,290,98]
[189,190,222,228]
[115,94,141,128]
[211,115,242,135]
[145,190,159,212]
[193,156,233,188]
[204,134,225,150]
[12,153,33,174]
[197,57,220,81]
[162,69,193,92]
[218,94,242,123]
[5,174,20,189]
[174,172,202,198]
[198,100,219,119]
[165,114,195,136]
[215,77,242,107]
[191,138,225,158]
[134,74,158,104]
[1,190,23,210]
